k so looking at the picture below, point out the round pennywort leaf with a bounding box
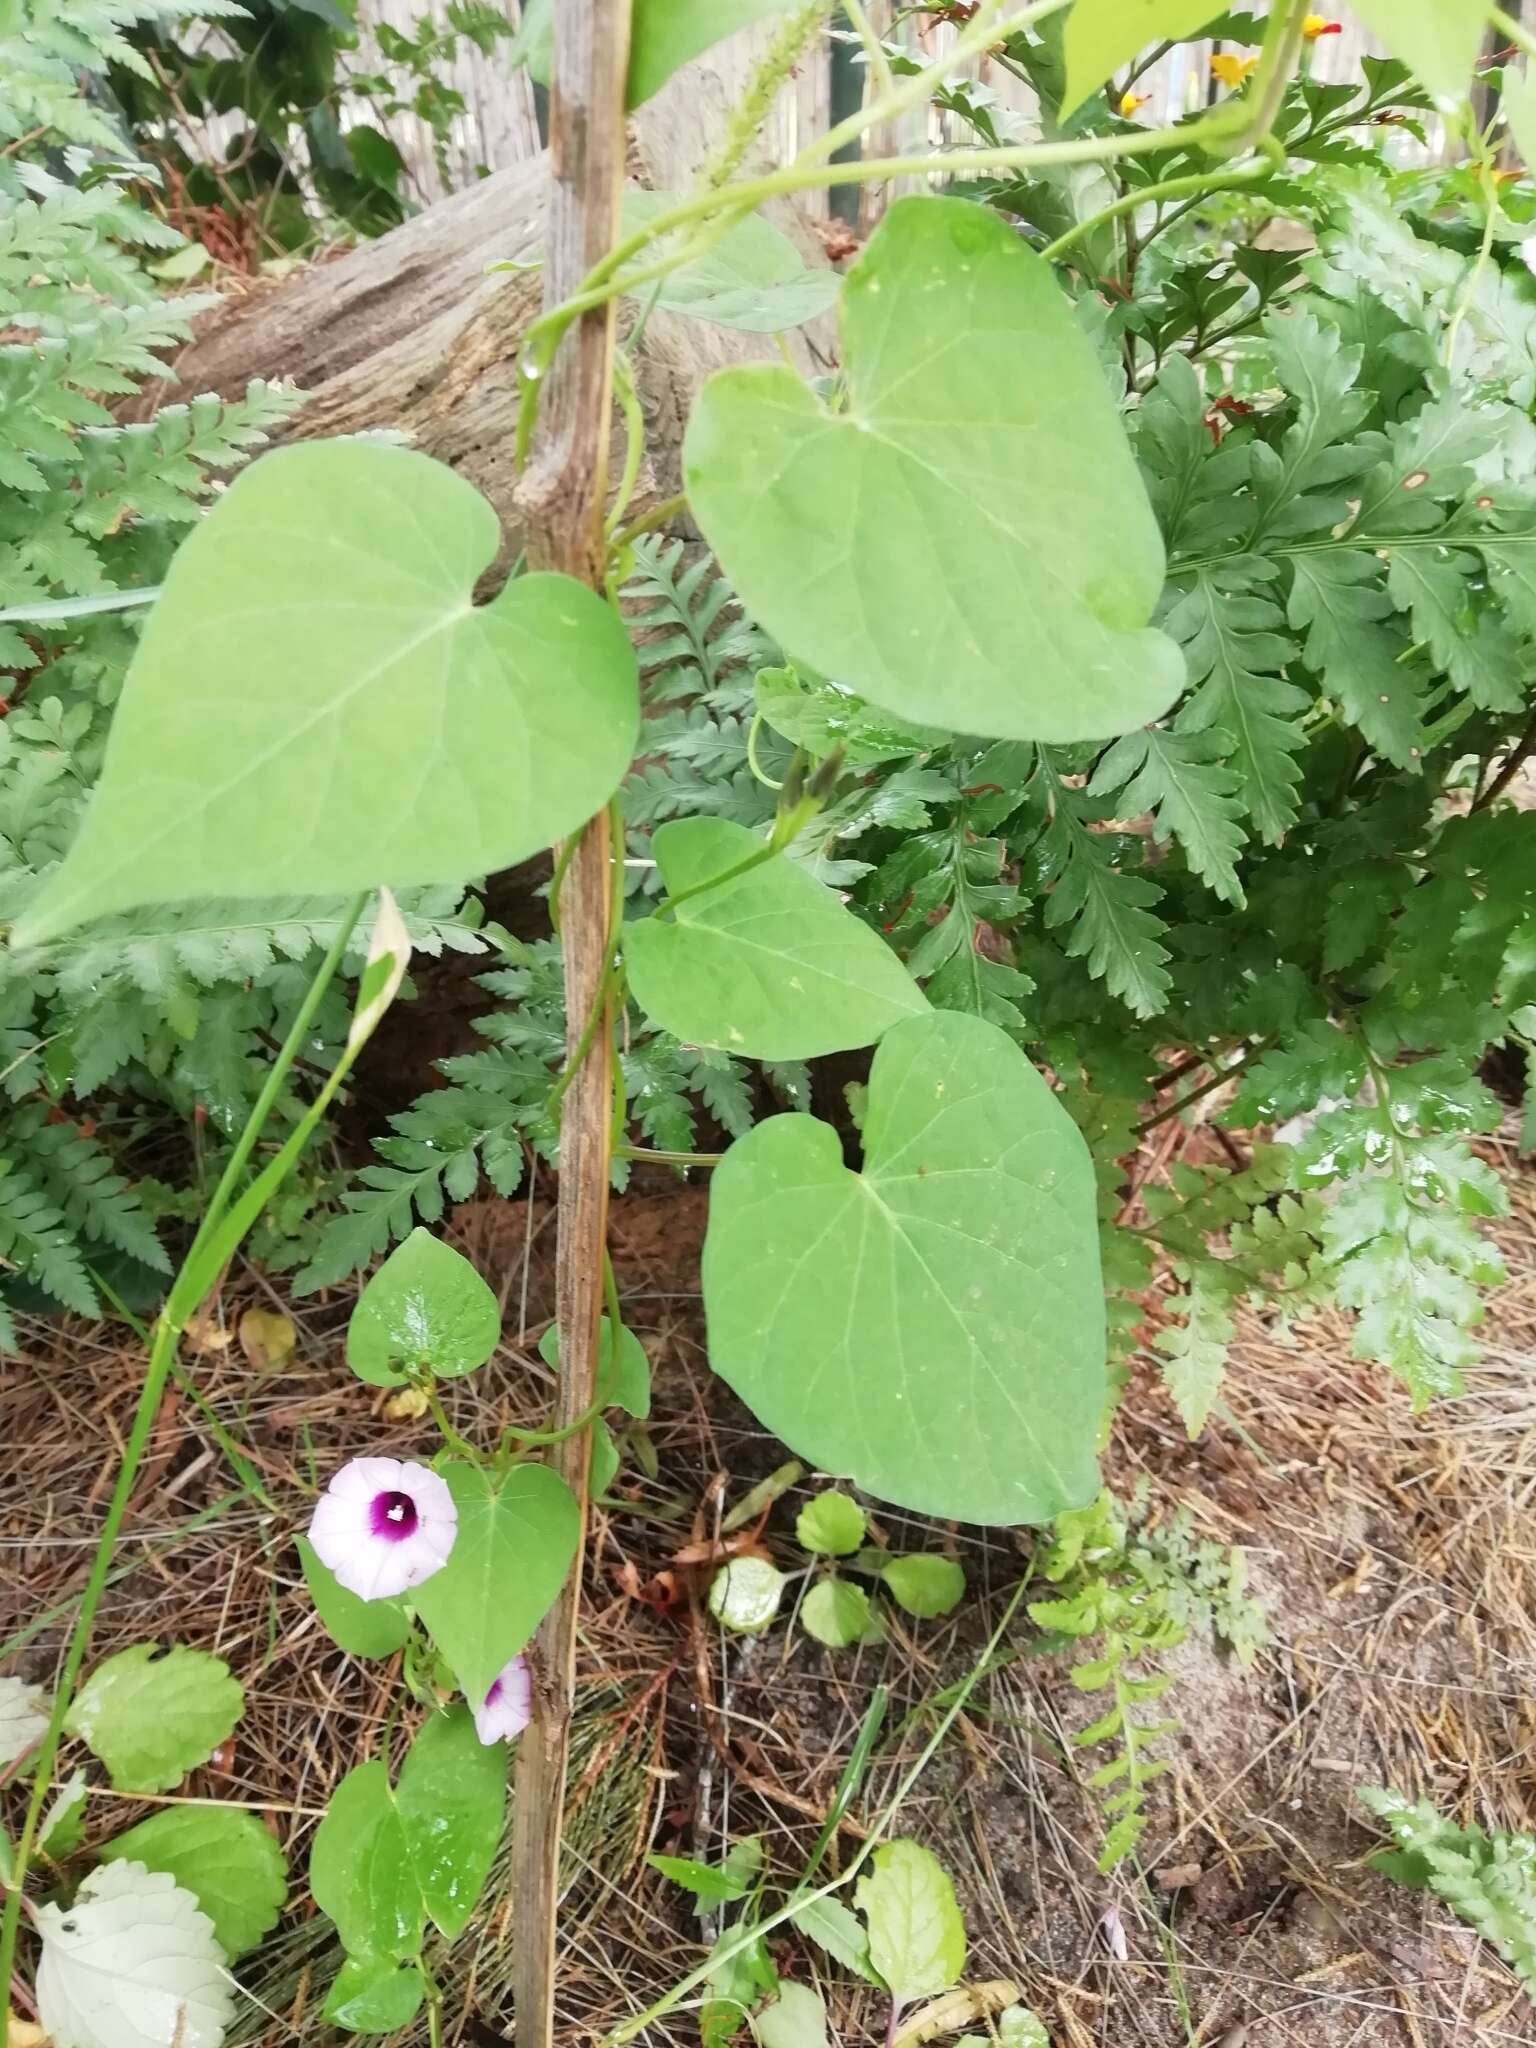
[98,1806,287,1958]
[65,1644,243,1794]
[796,1490,867,1557]
[801,1579,872,1648]
[882,1555,965,1619]
[707,1556,785,1634]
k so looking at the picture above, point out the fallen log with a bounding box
[135,149,830,540]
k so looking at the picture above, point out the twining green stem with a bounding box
[517,0,1319,430]
[746,708,784,791]
[499,1394,611,1451]
[1443,117,1502,373]
[1241,0,1309,149]
[617,1145,724,1168]
[0,898,369,2028]
[840,0,893,98]
[604,1575,1032,2046]
[548,950,616,1112]
[427,1384,483,1463]
[551,804,628,1112]
[655,795,819,917]
[524,111,1250,388]
[1041,154,1280,264]
[547,829,581,936]
[420,1954,445,2048]
[604,352,648,548]
[610,492,687,551]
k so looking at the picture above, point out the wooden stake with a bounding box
[510,0,632,2041]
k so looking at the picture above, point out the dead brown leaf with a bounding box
[892,1982,1022,2048]
[238,1306,295,1372]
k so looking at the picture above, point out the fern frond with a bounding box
[0,1155,97,1313]
[19,1108,167,1272]
[1361,1788,1536,1993]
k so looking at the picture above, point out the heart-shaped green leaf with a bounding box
[629,0,799,102]
[309,1762,419,1963]
[310,1706,505,1964]
[13,441,639,946]
[625,818,928,1060]
[508,0,798,106]
[326,1956,426,2031]
[702,1010,1104,1525]
[298,1535,412,1659]
[347,1228,501,1386]
[539,1315,652,1418]
[394,1706,505,1938]
[623,195,840,332]
[756,663,944,766]
[685,196,1184,743]
[410,1461,579,1708]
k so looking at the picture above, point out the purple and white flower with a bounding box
[308,1456,457,1601]
[473,1654,533,1746]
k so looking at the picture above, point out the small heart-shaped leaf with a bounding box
[539,1316,652,1418]
[410,1461,579,1708]
[625,818,927,1060]
[685,196,1183,743]
[298,1535,412,1659]
[347,1228,501,1386]
[702,1010,1104,1525]
[623,194,839,332]
[14,441,639,945]
[513,0,800,105]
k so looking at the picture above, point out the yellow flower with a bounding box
[1302,14,1341,38]
[1210,52,1259,89]
[1118,88,1150,116]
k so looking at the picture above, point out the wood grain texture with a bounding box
[508,0,631,2042]
[129,153,827,549]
